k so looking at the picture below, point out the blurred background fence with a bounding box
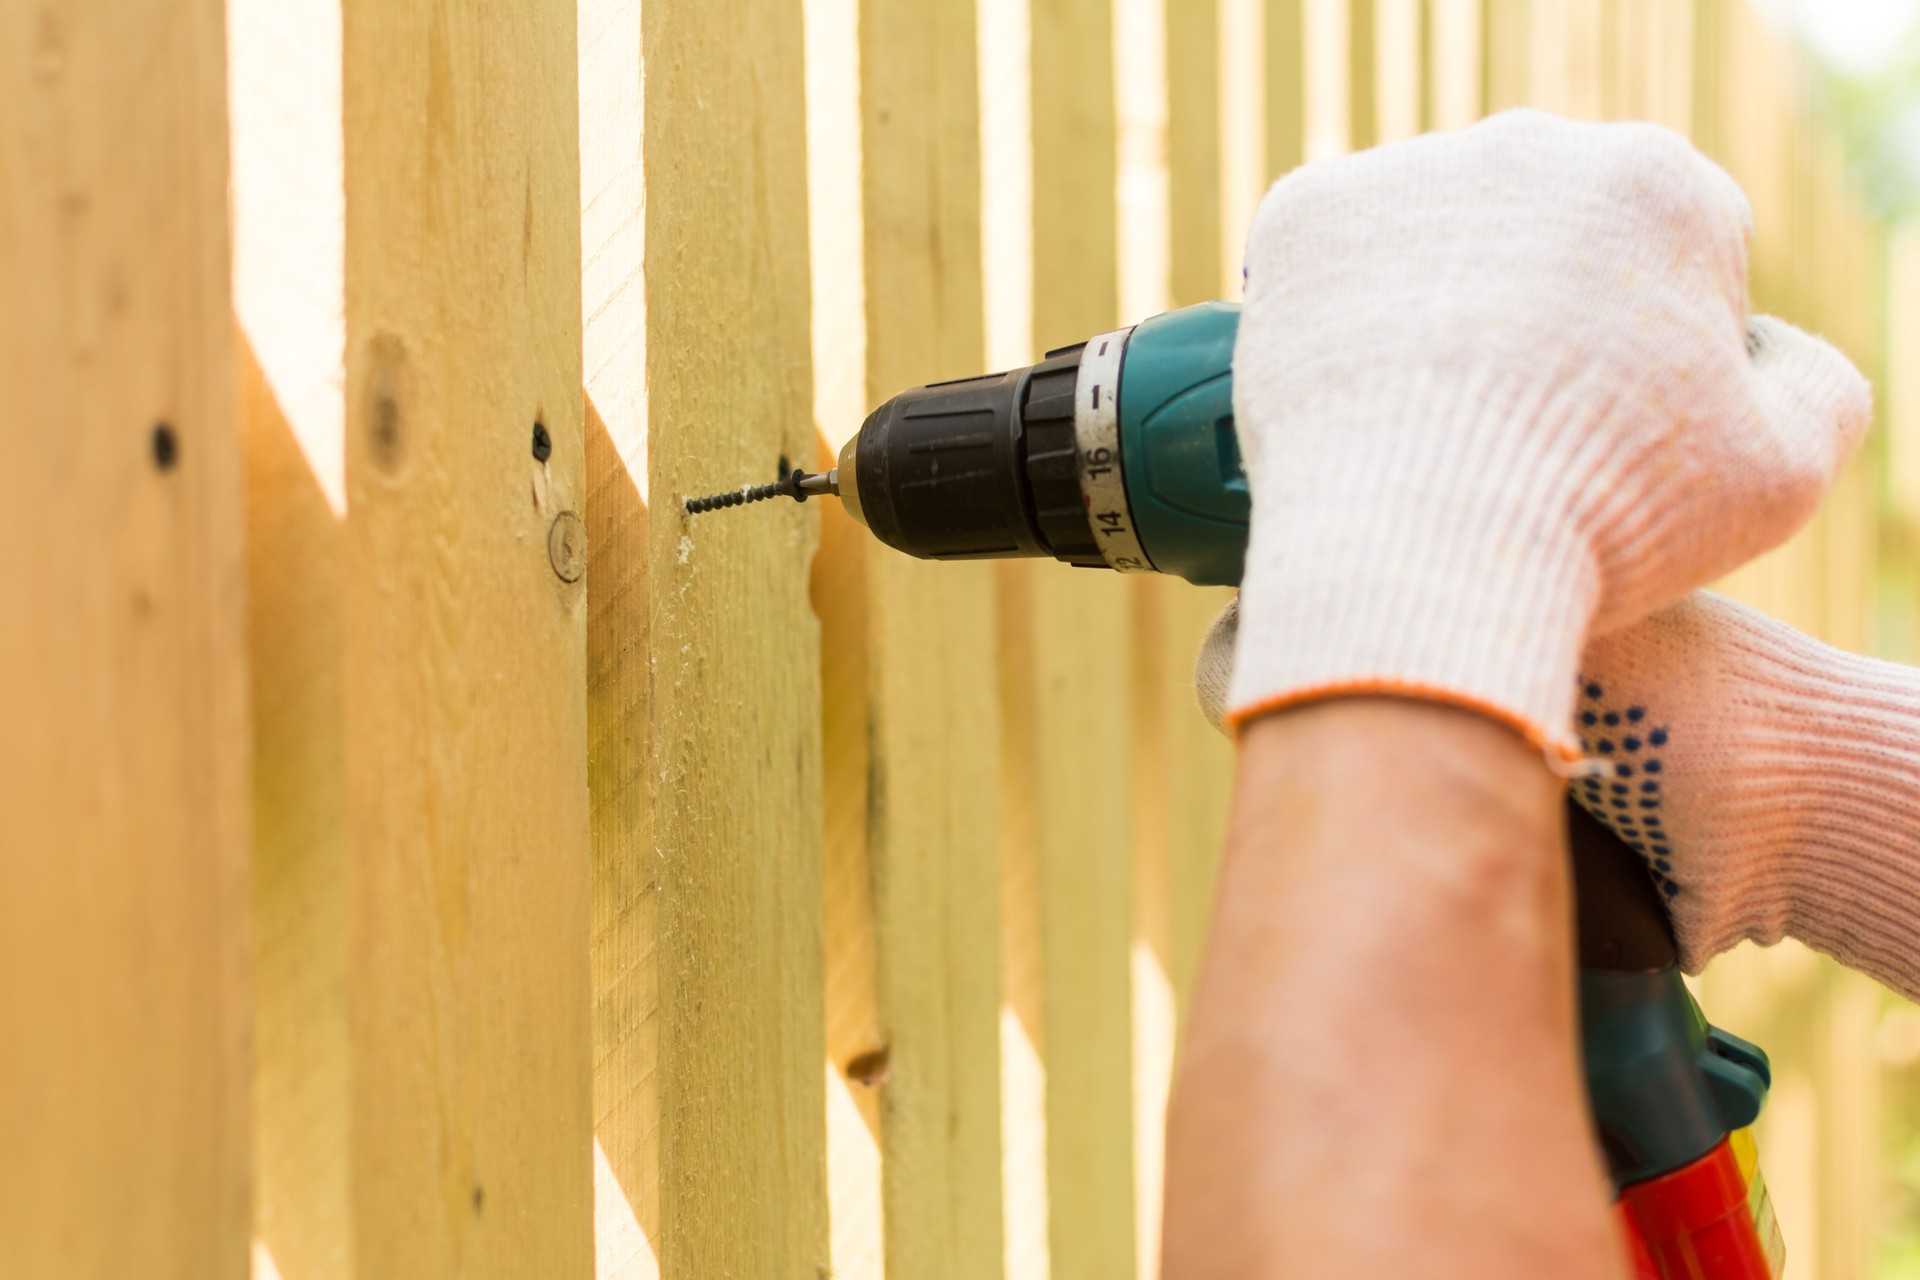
[3,0,1916,1278]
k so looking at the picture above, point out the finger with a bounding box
[1194,597,1240,737]
[1685,146,1755,254]
[1746,313,1873,493]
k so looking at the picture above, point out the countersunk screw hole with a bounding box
[845,1048,891,1087]
[531,421,552,463]
[151,422,178,471]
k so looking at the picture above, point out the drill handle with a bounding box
[1568,798,1678,973]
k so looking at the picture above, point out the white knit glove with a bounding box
[1198,593,1920,998]
[1230,110,1870,760]
[1572,593,1920,998]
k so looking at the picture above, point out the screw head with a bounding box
[845,1048,891,1087]
[151,422,178,471]
[547,511,586,582]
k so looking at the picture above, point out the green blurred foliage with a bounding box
[1783,11,1920,221]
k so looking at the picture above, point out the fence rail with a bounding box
[2,1,1901,1277]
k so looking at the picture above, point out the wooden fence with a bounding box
[2,1,1904,1277]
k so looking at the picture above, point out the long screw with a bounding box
[685,468,837,515]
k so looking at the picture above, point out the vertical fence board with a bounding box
[1265,0,1305,178]
[802,0,887,1273]
[976,0,1053,1272]
[1219,0,1267,278]
[1165,1,1239,1031]
[1118,3,1175,1271]
[336,0,595,1272]
[643,1,830,1276]
[1426,0,1481,130]
[1171,0,1224,301]
[1481,0,1529,111]
[579,0,660,1274]
[1026,2,1138,1276]
[1376,0,1421,142]
[1889,225,1920,655]
[1126,576,1174,1280]
[1165,0,1238,1023]
[227,0,349,1272]
[0,2,250,1276]
[855,2,1010,1277]
[1348,0,1377,148]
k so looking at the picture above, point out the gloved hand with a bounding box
[1197,592,1920,999]
[1574,593,1920,998]
[1228,109,1870,760]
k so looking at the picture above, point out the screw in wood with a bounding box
[151,422,178,471]
[684,468,836,515]
[547,511,586,582]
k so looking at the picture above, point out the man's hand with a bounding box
[1572,592,1920,996]
[1170,110,1872,1278]
[1165,701,1626,1279]
[1228,110,1869,759]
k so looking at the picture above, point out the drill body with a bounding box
[836,302,1249,585]
[807,302,1782,1277]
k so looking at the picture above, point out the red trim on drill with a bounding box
[1616,1137,1782,1280]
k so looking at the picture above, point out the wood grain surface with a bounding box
[859,4,1007,1278]
[0,2,250,1275]
[339,0,594,1273]
[1025,2,1139,1276]
[579,0,660,1274]
[237,0,595,1273]
[643,1,830,1275]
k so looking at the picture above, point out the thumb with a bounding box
[1745,313,1872,495]
[1193,597,1240,738]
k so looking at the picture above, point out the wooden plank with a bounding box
[227,0,349,1273]
[336,0,595,1271]
[1166,0,1238,1026]
[239,0,599,1268]
[1481,0,1530,112]
[578,0,660,1273]
[804,0,887,1273]
[975,3,1051,1274]
[642,0,830,1275]
[859,426,1008,1262]
[1564,0,1603,118]
[1885,224,1920,663]
[856,4,1011,1279]
[1888,225,1920,609]
[0,1,250,1276]
[1029,3,1138,1277]
[1643,0,1693,134]
[997,563,1053,1280]
[1265,0,1304,177]
[1220,0,1266,281]
[1127,576,1177,1280]
[1426,0,1482,131]
[1172,0,1224,291]
[1690,0,1725,157]
[1118,6,1175,1273]
[1349,0,1377,148]
[1820,970,1883,1280]
[1376,0,1420,142]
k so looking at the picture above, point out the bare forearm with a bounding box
[1163,701,1626,1279]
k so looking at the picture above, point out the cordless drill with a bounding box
[688,301,1785,1278]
